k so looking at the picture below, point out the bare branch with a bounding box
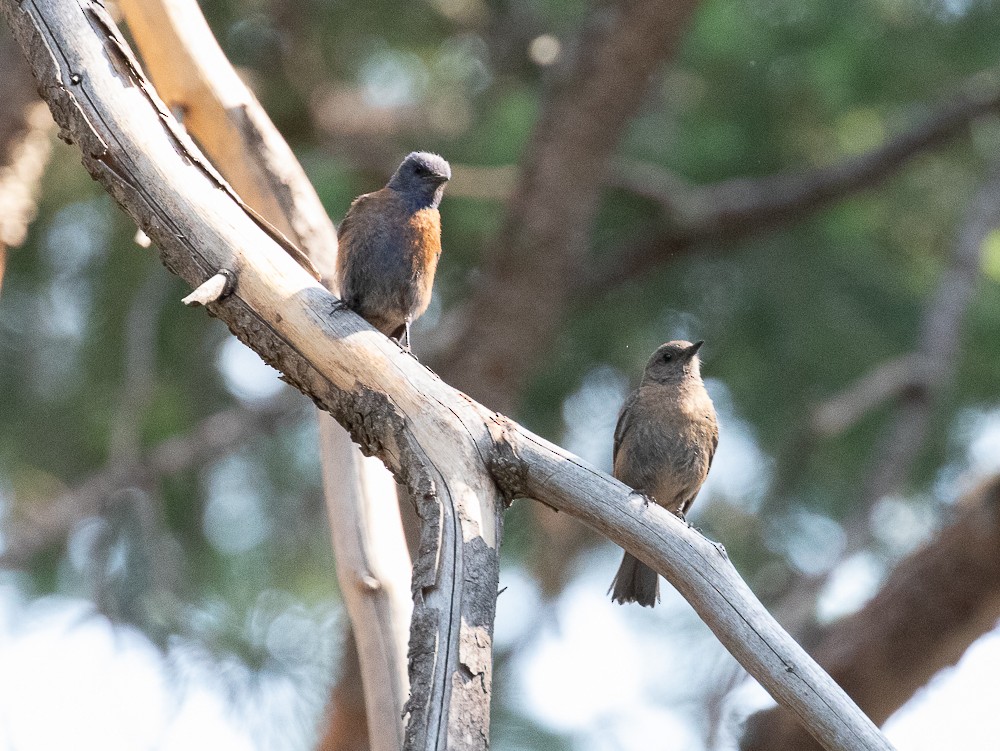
[587,69,1000,294]
[117,0,338,280]
[741,474,1000,751]
[319,416,412,751]
[499,423,893,751]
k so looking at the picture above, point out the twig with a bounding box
[181,269,235,306]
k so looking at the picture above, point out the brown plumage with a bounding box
[335,152,451,349]
[609,340,719,607]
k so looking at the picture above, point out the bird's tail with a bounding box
[609,551,660,607]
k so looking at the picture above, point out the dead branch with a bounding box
[0,3,898,748]
[741,473,1000,751]
[116,0,337,281]
[319,416,412,751]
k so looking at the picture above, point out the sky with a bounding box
[1,575,998,750]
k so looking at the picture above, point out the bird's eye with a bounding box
[662,353,673,362]
[414,164,429,175]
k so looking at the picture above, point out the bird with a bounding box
[609,340,718,607]
[335,151,451,350]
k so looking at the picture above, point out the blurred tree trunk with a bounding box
[436,0,701,413]
[115,1,409,746]
[317,628,370,751]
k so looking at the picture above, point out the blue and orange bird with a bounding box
[335,152,451,350]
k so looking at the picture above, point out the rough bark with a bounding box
[436,0,701,413]
[741,474,1000,751]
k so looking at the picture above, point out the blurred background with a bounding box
[3,0,1000,749]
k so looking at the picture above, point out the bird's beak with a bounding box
[686,340,705,358]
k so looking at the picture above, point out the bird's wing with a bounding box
[707,417,719,472]
[612,389,640,466]
[337,192,376,245]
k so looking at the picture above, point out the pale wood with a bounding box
[116,0,337,282]
[181,270,231,306]
[0,1,895,749]
[319,415,412,751]
[114,1,413,746]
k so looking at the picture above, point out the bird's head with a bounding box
[387,151,452,209]
[642,340,704,385]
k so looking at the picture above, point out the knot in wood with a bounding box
[485,416,528,505]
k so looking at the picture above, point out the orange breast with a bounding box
[406,208,442,311]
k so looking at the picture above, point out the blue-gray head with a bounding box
[643,340,704,385]
[387,151,452,210]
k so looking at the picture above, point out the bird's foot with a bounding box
[331,299,350,315]
[626,490,651,508]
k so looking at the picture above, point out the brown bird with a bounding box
[335,152,451,349]
[609,340,719,607]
